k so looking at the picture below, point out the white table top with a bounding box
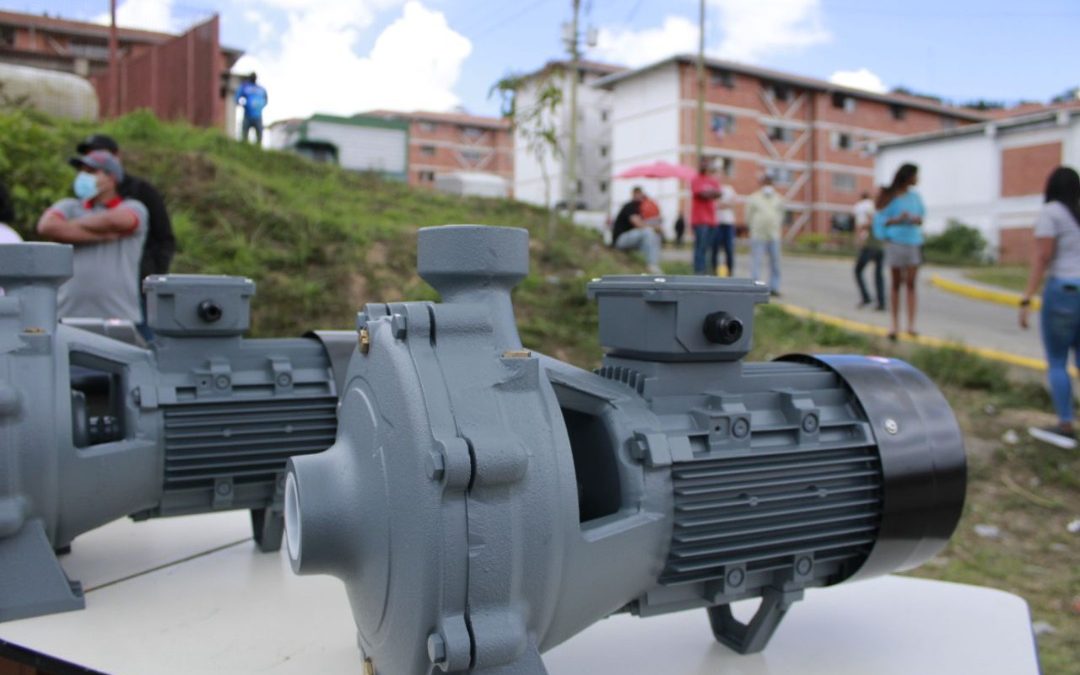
[1,512,1040,675]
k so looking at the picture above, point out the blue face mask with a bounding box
[73,172,100,201]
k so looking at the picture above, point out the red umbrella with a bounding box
[615,161,696,181]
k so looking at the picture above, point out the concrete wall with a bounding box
[306,120,407,176]
[609,61,681,237]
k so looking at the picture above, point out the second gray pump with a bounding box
[0,243,354,623]
[286,225,966,673]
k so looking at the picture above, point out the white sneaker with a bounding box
[1028,425,1077,449]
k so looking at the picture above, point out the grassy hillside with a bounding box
[0,108,640,364]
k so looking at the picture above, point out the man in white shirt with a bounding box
[715,184,737,276]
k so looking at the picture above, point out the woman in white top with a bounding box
[1020,166,1080,449]
[714,184,737,276]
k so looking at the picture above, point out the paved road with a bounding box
[662,248,1044,362]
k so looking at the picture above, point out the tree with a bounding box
[490,69,564,238]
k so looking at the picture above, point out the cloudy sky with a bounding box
[12,0,1080,122]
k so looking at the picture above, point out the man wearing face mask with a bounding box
[746,174,786,296]
[37,150,149,322]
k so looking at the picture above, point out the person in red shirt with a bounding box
[690,158,721,274]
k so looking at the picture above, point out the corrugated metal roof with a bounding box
[0,9,243,58]
[364,109,510,130]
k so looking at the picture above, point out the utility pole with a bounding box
[109,0,118,118]
[695,0,706,168]
[564,0,581,224]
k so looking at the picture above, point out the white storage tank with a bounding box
[0,63,99,121]
[434,171,510,198]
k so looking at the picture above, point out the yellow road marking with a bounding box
[773,302,1075,376]
[929,274,1040,310]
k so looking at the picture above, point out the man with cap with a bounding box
[76,134,174,281]
[37,150,149,323]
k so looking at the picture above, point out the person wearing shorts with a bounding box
[873,164,925,340]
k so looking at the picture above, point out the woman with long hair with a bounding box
[872,163,924,339]
[1020,166,1080,449]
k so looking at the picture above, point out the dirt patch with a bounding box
[365,242,388,267]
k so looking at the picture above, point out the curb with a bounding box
[929,274,1040,310]
[773,302,1073,376]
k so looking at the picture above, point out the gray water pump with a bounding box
[285,225,967,674]
[0,243,353,622]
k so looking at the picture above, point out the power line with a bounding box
[469,0,552,40]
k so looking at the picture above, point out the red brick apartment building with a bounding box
[598,55,987,237]
[368,110,513,189]
[0,10,242,129]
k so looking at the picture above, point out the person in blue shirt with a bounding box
[872,163,925,340]
[235,73,268,145]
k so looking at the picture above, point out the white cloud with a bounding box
[590,0,829,68]
[242,9,274,45]
[241,1,472,122]
[94,0,177,33]
[829,68,887,94]
[711,0,830,63]
[593,16,698,68]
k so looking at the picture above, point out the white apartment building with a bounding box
[876,106,1080,263]
[512,60,623,212]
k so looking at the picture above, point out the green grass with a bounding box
[965,265,1030,293]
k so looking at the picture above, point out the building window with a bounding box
[765,166,795,185]
[942,116,958,130]
[717,156,735,177]
[712,70,735,89]
[832,93,856,112]
[460,149,485,165]
[462,126,485,139]
[890,104,907,121]
[419,121,437,133]
[576,179,583,195]
[831,213,855,232]
[418,170,435,182]
[599,145,608,158]
[767,125,794,143]
[711,113,736,138]
[771,83,791,102]
[600,109,610,123]
[832,132,853,150]
[832,173,857,192]
[0,27,14,46]
[420,145,436,156]
[599,180,608,193]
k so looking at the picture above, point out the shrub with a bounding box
[923,220,987,265]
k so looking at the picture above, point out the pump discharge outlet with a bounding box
[285,225,966,673]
